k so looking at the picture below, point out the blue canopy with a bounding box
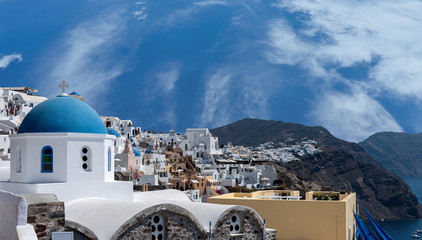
[354,213,376,240]
[360,202,394,240]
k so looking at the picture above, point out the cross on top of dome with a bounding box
[59,80,69,95]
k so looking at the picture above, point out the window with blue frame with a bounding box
[42,146,53,172]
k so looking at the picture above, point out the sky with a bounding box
[1,0,422,142]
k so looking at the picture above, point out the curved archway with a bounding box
[211,206,265,239]
[65,220,99,240]
[112,203,207,240]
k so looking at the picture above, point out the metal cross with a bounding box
[59,80,69,94]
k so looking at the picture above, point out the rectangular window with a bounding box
[16,148,21,173]
[108,147,112,172]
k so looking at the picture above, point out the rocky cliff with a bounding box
[211,118,422,220]
[360,132,422,177]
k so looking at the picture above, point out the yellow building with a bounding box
[208,190,356,240]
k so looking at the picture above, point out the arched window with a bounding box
[108,147,112,172]
[41,146,53,173]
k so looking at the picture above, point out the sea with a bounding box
[377,177,422,240]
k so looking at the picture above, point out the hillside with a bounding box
[211,118,422,220]
[359,132,422,177]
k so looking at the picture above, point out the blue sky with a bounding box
[1,0,422,142]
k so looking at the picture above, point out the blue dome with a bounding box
[107,128,121,137]
[18,95,107,134]
[133,147,141,156]
[69,91,80,96]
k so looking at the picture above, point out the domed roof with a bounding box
[133,147,141,156]
[18,95,107,134]
[69,91,80,96]
[107,128,121,137]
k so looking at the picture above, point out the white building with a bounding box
[201,169,219,181]
[106,127,126,154]
[140,150,167,173]
[0,87,47,159]
[102,116,120,129]
[0,87,47,126]
[166,130,183,146]
[136,135,162,150]
[0,134,10,160]
[141,132,169,145]
[101,116,140,140]
[0,94,132,203]
[0,87,269,240]
[179,128,219,155]
[120,120,138,138]
[239,166,262,188]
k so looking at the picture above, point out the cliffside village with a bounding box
[0,86,322,202]
[0,85,361,240]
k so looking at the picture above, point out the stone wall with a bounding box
[133,184,167,191]
[145,185,167,191]
[112,204,207,240]
[164,210,205,239]
[211,206,265,240]
[115,171,132,181]
[265,229,277,240]
[113,204,269,240]
[21,194,65,240]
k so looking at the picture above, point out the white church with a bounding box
[0,83,132,202]
[0,82,270,240]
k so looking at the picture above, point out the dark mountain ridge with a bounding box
[211,118,422,220]
[359,131,422,177]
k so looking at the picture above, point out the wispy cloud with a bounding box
[194,0,227,7]
[0,53,22,70]
[153,62,181,93]
[198,68,232,127]
[143,61,182,128]
[40,8,129,105]
[158,0,228,27]
[241,1,255,15]
[265,0,422,141]
[311,89,403,142]
[133,6,148,20]
[198,62,274,128]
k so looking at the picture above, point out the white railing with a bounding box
[255,196,302,200]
